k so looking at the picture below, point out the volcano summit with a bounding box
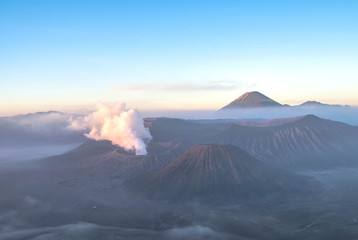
[221,91,283,109]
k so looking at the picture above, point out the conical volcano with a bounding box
[221,91,282,109]
[124,144,310,203]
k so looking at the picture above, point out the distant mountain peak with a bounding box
[16,110,64,118]
[299,101,347,108]
[293,114,324,125]
[301,101,323,105]
[221,91,282,110]
[30,110,63,115]
[299,101,330,107]
[302,114,320,120]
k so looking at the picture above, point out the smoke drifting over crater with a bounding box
[70,103,152,155]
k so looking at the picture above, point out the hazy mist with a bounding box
[2,107,358,239]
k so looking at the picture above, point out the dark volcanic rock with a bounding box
[37,140,184,184]
[124,144,311,203]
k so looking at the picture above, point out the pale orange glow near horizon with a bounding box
[1,89,357,117]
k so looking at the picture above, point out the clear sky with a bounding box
[1,0,357,115]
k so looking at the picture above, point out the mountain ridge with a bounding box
[212,115,358,167]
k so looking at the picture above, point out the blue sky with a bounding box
[1,0,357,115]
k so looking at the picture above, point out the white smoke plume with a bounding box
[70,102,152,155]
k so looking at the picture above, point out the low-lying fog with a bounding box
[0,144,81,162]
[1,160,358,240]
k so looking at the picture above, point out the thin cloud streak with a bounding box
[118,80,256,92]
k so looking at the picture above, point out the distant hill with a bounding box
[299,101,347,108]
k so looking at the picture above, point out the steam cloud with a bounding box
[70,103,152,155]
